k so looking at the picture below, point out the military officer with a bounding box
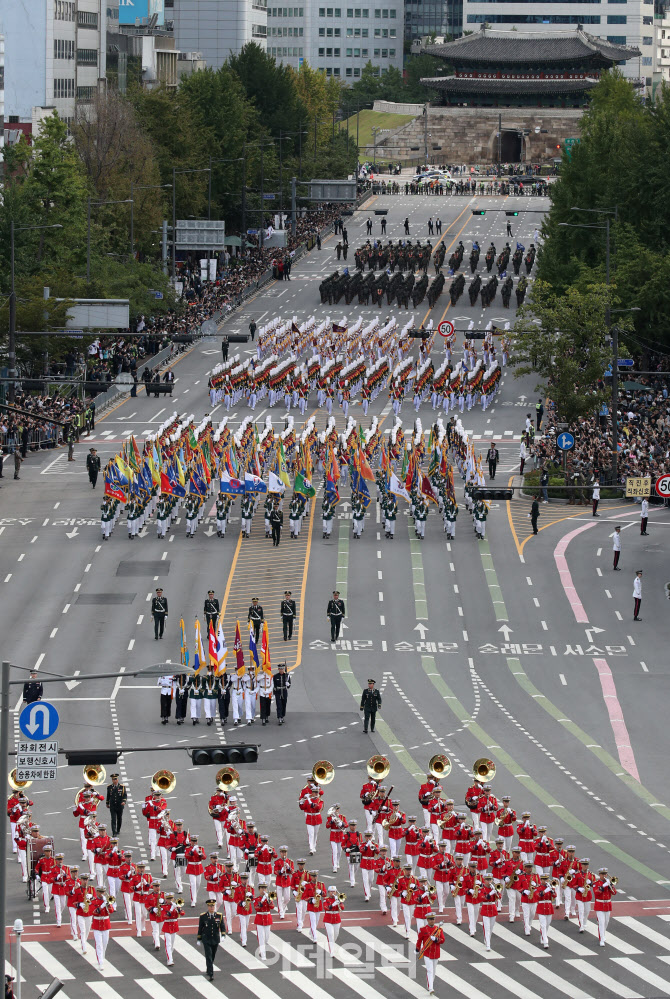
[204,591,220,634]
[105,774,127,837]
[86,448,101,489]
[273,663,291,725]
[197,897,225,981]
[157,674,174,724]
[281,590,297,642]
[327,590,345,642]
[247,598,264,644]
[151,588,168,640]
[240,493,254,538]
[22,670,43,705]
[360,679,382,734]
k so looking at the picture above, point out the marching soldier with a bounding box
[273,847,294,919]
[478,873,500,952]
[360,678,381,734]
[197,897,225,982]
[161,893,182,967]
[592,867,617,945]
[273,663,291,725]
[270,498,283,546]
[324,886,345,952]
[253,888,276,960]
[247,598,264,644]
[416,911,445,995]
[105,774,127,837]
[281,591,297,642]
[203,670,219,726]
[204,591,220,634]
[86,448,101,489]
[157,674,174,725]
[151,588,168,641]
[257,669,273,726]
[342,820,362,886]
[240,492,255,538]
[536,873,556,949]
[189,672,204,725]
[217,671,232,726]
[322,495,334,538]
[174,674,189,726]
[327,590,345,642]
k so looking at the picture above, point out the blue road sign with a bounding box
[19,701,59,741]
[557,432,575,452]
[617,359,634,368]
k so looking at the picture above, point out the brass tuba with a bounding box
[8,769,32,792]
[83,764,107,787]
[152,770,176,795]
[472,758,496,783]
[429,754,452,780]
[312,761,335,786]
[367,755,391,780]
[216,766,240,791]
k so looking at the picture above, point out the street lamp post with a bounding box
[8,223,63,403]
[372,126,381,167]
[130,183,171,259]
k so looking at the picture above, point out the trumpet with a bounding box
[566,870,575,884]
[338,892,347,903]
[551,879,560,888]
[493,882,504,898]
[175,897,185,909]
[610,876,619,886]
[312,760,334,786]
[428,886,437,900]
[268,891,277,902]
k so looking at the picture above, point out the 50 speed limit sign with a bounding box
[438,320,454,338]
[655,473,670,497]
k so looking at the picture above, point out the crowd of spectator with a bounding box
[0,392,90,473]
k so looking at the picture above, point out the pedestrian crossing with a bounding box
[12,915,670,999]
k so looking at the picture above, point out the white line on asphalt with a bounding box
[62,604,70,614]
[458,607,463,616]
[378,570,383,580]
[463,630,468,641]
[605,590,612,599]
[615,611,622,620]
[128,639,135,651]
[533,597,539,607]
[454,584,459,593]
[85,563,91,572]
[560,674,567,685]
[627,635,635,646]
[50,628,57,638]
[526,576,532,585]
[137,615,143,625]
[379,591,383,601]
[640,662,648,672]
[17,554,24,562]
[541,621,548,630]
[74,583,80,592]
[550,645,557,655]
[54,502,60,509]
[35,653,45,669]
[597,568,602,576]
[597,548,602,556]
[30,536,38,543]
[382,641,387,652]
[380,615,385,626]
[377,550,381,558]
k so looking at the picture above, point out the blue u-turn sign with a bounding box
[19,701,60,740]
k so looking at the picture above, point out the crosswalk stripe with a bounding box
[441,923,501,960]
[436,964,495,999]
[136,979,179,999]
[172,934,219,972]
[611,957,670,993]
[184,974,230,997]
[534,922,593,956]
[114,936,172,973]
[268,931,315,967]
[219,934,267,969]
[22,941,75,980]
[473,960,545,998]
[518,960,595,998]
[87,984,124,999]
[377,964,432,997]
[616,916,670,952]
[390,923,456,961]
[282,968,339,999]
[331,967,391,999]
[299,927,365,966]
[5,960,24,983]
[343,926,409,964]
[66,939,122,978]
[490,922,549,957]
[566,958,644,998]
[581,921,642,954]
[233,971,283,999]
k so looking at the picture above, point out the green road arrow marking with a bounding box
[505,656,670,825]
[420,654,667,886]
[409,535,428,620]
[479,538,509,621]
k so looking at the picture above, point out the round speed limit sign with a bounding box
[655,473,670,497]
[438,320,455,338]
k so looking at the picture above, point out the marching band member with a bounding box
[221,861,242,934]
[386,858,403,926]
[324,886,345,952]
[359,830,379,902]
[375,845,392,914]
[161,892,182,966]
[519,860,541,936]
[145,880,164,950]
[253,887,276,959]
[235,873,255,947]
[374,791,392,847]
[75,873,97,954]
[454,815,472,867]
[240,821,260,887]
[433,843,453,913]
[550,837,567,908]
[562,845,580,919]
[14,818,32,882]
[292,859,310,932]
[416,911,445,996]
[131,863,152,937]
[118,851,136,924]
[534,826,556,876]
[273,847,294,919]
[168,819,189,893]
[209,783,228,849]
[536,873,557,948]
[51,853,70,927]
[360,775,382,834]
[105,839,122,900]
[413,876,434,935]
[593,867,617,946]
[463,861,481,936]
[517,812,538,865]
[470,830,491,873]
[400,867,418,937]
[572,857,594,932]
[326,804,347,872]
[306,870,327,942]
[8,791,31,855]
[496,796,516,853]
[73,788,104,861]
[404,815,422,873]
[65,865,82,940]
[428,794,448,845]
[418,774,442,828]
[478,873,500,951]
[447,853,466,925]
[143,790,167,863]
[157,811,175,879]
[386,800,406,860]
[342,819,362,887]
[301,787,324,856]
[224,798,245,870]
[417,832,437,882]
[503,847,523,922]
[91,823,111,888]
[477,787,499,843]
[34,844,56,912]
[185,833,206,907]
[204,852,225,910]
[464,779,483,832]
[255,834,277,889]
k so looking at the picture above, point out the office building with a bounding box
[171,0,268,69]
[405,0,462,42]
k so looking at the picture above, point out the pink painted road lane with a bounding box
[553,521,640,782]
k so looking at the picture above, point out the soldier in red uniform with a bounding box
[255,835,277,889]
[157,812,175,879]
[496,795,516,853]
[224,800,245,871]
[90,823,111,889]
[235,873,255,946]
[593,866,617,946]
[438,800,458,856]
[75,874,98,953]
[185,834,206,907]
[142,791,167,863]
[413,876,434,935]
[91,890,116,967]
[534,826,555,876]
[7,791,31,856]
[208,785,229,849]
[324,886,345,951]
[291,859,310,931]
[73,788,104,861]
[105,839,122,900]
[273,847,294,918]
[418,775,442,828]
[386,858,404,926]
[477,872,500,951]
[404,815,423,873]
[51,853,70,927]
[416,912,445,996]
[427,795,448,845]
[464,780,484,832]
[446,853,466,925]
[253,889,276,959]
[386,801,407,861]
[34,844,56,913]
[145,880,165,950]
[399,868,419,937]
[131,863,152,936]
[204,852,225,910]
[561,844,580,919]
[517,812,538,865]
[571,857,594,932]
[161,893,182,966]
[519,860,541,935]
[239,822,260,887]
[342,819,362,886]
[65,865,82,940]
[536,873,556,948]
[168,820,189,894]
[550,836,567,909]
[221,861,242,934]
[470,830,491,872]
[359,831,379,902]
[462,860,481,936]
[374,790,392,847]
[375,846,393,914]
[504,847,524,922]
[118,851,137,924]
[433,843,453,913]
[477,788,499,843]
[360,776,382,834]
[455,815,473,867]
[300,787,324,856]
[326,804,347,872]
[306,870,327,941]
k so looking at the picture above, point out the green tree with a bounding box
[512,280,626,423]
[227,44,306,152]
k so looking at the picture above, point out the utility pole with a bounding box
[498,113,502,165]
[0,662,10,983]
[291,176,297,238]
[8,223,16,404]
[260,143,265,249]
[242,143,247,243]
[172,165,177,279]
[314,118,317,164]
[424,103,429,164]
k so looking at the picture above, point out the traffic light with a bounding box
[471,210,486,216]
[505,211,519,217]
[474,488,514,501]
[374,209,389,216]
[66,750,120,766]
[191,745,258,765]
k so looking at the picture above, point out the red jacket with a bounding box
[253,893,275,925]
[274,858,295,887]
[592,878,616,911]
[416,924,445,959]
[324,896,344,924]
[326,812,347,842]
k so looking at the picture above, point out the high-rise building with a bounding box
[268,1,404,81]
[460,1,653,83]
[3,0,117,126]
[404,0,462,42]
[171,0,268,69]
